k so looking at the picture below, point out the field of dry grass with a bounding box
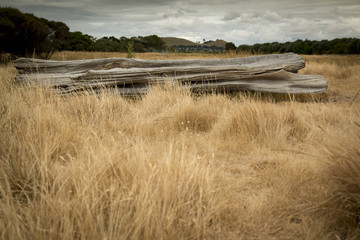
[0,52,359,239]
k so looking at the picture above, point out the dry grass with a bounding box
[0,52,359,239]
[300,55,360,102]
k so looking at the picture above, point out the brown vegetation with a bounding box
[0,52,359,239]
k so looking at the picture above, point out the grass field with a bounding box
[0,52,359,239]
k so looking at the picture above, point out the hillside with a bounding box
[162,37,228,52]
[162,37,199,47]
[162,37,227,47]
[203,39,227,48]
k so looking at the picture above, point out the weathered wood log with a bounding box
[14,52,305,73]
[14,53,327,96]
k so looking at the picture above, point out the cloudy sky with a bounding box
[3,0,360,45]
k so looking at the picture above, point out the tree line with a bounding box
[237,38,360,55]
[0,7,166,59]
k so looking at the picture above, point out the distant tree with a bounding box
[225,42,236,51]
[63,31,93,51]
[133,42,145,52]
[119,36,131,52]
[92,36,121,52]
[252,43,262,54]
[292,39,312,54]
[0,7,69,58]
[312,40,330,54]
[126,41,135,58]
[237,38,360,55]
[37,18,69,58]
[142,35,166,52]
[346,39,358,54]
[0,7,46,57]
[237,44,252,53]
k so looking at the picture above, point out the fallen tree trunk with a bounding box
[14,53,327,96]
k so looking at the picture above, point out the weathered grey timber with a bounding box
[14,53,327,96]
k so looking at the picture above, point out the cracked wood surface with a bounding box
[14,53,327,96]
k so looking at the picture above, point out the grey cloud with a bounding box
[331,5,360,18]
[15,4,101,21]
[223,12,241,21]
[238,13,262,24]
[263,10,280,21]
[163,10,186,19]
[223,10,280,23]
[163,3,198,19]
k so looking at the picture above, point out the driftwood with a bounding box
[14,53,327,96]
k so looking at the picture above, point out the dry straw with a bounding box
[0,52,359,239]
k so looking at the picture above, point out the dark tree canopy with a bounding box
[237,38,360,55]
[63,32,93,51]
[141,35,166,52]
[0,7,69,58]
[225,42,236,51]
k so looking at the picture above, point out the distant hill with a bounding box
[203,39,227,48]
[161,37,228,52]
[162,37,198,47]
[162,37,227,48]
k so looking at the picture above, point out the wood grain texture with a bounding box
[14,53,327,96]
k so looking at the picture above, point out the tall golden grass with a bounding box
[0,52,359,239]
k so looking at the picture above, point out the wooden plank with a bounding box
[13,53,327,96]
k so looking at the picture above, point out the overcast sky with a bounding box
[3,0,360,45]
